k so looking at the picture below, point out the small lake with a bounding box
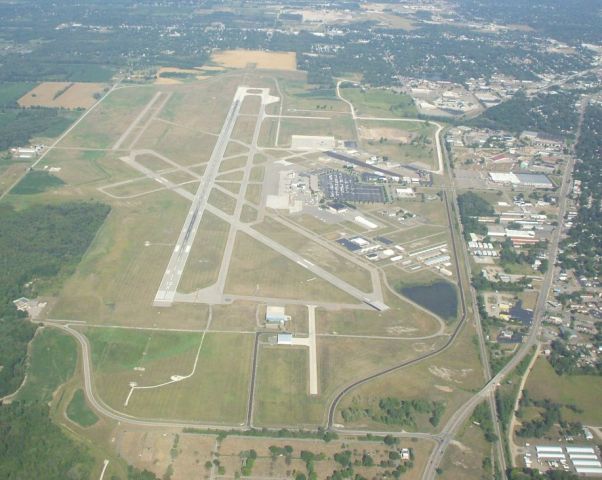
[399,281,458,322]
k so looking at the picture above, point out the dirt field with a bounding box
[211,50,297,71]
[359,125,415,143]
[18,82,106,109]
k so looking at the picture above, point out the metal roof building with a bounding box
[266,306,286,324]
[277,333,293,345]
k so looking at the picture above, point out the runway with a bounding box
[153,88,245,306]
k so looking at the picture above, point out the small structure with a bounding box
[266,306,287,325]
[13,297,31,312]
[277,333,293,345]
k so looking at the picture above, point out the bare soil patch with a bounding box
[359,126,415,143]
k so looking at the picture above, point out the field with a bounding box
[10,170,64,195]
[0,82,38,106]
[523,357,602,424]
[335,322,484,432]
[439,412,492,480]
[86,327,253,422]
[224,231,358,303]
[211,49,297,71]
[66,389,99,427]
[18,82,106,109]
[16,328,78,403]
[340,86,418,118]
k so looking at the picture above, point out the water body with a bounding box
[400,281,458,322]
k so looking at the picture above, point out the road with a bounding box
[154,88,244,306]
[421,143,576,480]
[336,79,444,175]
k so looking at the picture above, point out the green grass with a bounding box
[254,346,323,427]
[340,87,417,118]
[524,357,602,424]
[0,82,37,106]
[86,327,201,373]
[66,389,99,427]
[16,328,78,403]
[11,171,65,195]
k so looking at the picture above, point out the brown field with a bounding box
[18,82,106,109]
[359,125,415,143]
[211,49,297,71]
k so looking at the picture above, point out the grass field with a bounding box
[224,231,358,304]
[10,170,64,195]
[0,82,38,106]
[50,190,212,328]
[340,86,417,118]
[178,211,230,293]
[208,186,237,215]
[123,332,253,422]
[16,328,77,403]
[280,79,347,113]
[254,346,323,426]
[66,389,99,427]
[18,82,106,109]
[253,217,373,292]
[335,322,483,432]
[523,357,602,424]
[40,149,138,187]
[439,412,492,480]
[59,87,157,148]
[85,327,253,423]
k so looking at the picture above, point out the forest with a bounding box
[0,202,110,397]
[559,105,602,278]
[457,191,494,239]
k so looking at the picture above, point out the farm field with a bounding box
[18,82,106,109]
[210,50,297,71]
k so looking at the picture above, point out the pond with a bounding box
[399,280,459,322]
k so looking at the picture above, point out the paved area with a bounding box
[154,87,246,306]
[291,305,318,395]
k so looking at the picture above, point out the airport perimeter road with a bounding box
[422,154,575,480]
[154,88,245,306]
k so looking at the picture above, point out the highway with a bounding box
[154,88,244,306]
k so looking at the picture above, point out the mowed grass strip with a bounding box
[125,333,253,423]
[16,328,78,403]
[66,389,99,427]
